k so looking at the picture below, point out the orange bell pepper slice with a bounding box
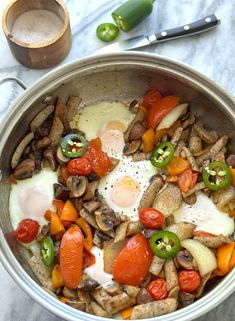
[229,249,235,270]
[83,248,96,269]
[121,306,134,320]
[44,210,53,221]
[53,199,65,216]
[229,210,235,217]
[60,199,79,221]
[89,137,102,150]
[59,296,68,303]
[166,157,190,176]
[76,217,93,250]
[52,264,64,289]
[142,128,155,153]
[217,242,235,274]
[60,165,70,185]
[230,168,235,187]
[155,128,167,143]
[143,89,162,109]
[178,168,198,193]
[50,212,65,235]
[193,230,217,237]
[147,96,179,129]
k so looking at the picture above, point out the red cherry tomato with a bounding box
[112,233,153,286]
[139,208,165,229]
[143,89,162,109]
[83,248,96,269]
[147,278,168,300]
[67,158,92,176]
[84,143,113,177]
[15,219,39,243]
[178,270,201,293]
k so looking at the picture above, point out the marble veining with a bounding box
[0,0,234,320]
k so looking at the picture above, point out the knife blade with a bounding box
[93,13,220,54]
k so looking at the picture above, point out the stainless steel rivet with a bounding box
[205,17,212,22]
[184,25,190,30]
[161,31,167,37]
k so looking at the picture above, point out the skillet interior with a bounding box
[0,53,234,320]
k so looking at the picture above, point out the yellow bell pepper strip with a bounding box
[166,157,190,176]
[121,306,134,320]
[155,128,167,143]
[230,168,235,187]
[76,217,93,251]
[59,296,68,303]
[217,242,235,274]
[142,128,155,153]
[52,264,64,289]
[44,210,53,221]
[60,199,79,221]
[166,175,178,183]
[50,212,65,236]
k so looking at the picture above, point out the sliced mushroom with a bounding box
[93,230,111,249]
[143,228,158,239]
[11,132,35,169]
[153,183,182,217]
[53,183,70,201]
[65,300,86,311]
[14,158,35,180]
[30,104,55,132]
[90,302,111,317]
[181,112,196,129]
[67,176,88,198]
[66,96,82,124]
[78,274,99,291]
[124,106,146,143]
[83,200,101,213]
[35,119,52,139]
[176,250,195,270]
[103,239,127,274]
[54,97,68,131]
[36,224,50,242]
[129,100,139,113]
[79,208,100,230]
[123,285,140,298]
[123,139,142,155]
[188,130,202,155]
[126,220,143,236]
[43,148,57,171]
[129,121,146,141]
[174,140,186,157]
[182,146,199,172]
[193,235,232,248]
[183,193,197,205]
[139,175,164,210]
[114,221,129,243]
[73,198,83,212]
[95,208,118,232]
[226,154,235,167]
[49,117,64,148]
[28,255,52,289]
[83,181,99,201]
[29,150,42,172]
[131,152,151,162]
[179,291,195,307]
[35,136,52,150]
[105,284,123,296]
[170,126,183,146]
[193,124,218,144]
[149,256,165,276]
[63,287,78,299]
[56,146,70,165]
[136,288,153,305]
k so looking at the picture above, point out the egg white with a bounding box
[9,168,58,230]
[174,192,234,236]
[98,156,157,220]
[70,100,135,159]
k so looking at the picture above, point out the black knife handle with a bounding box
[153,14,220,42]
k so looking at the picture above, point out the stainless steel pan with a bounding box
[0,52,234,321]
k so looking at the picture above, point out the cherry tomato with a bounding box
[84,143,113,177]
[67,158,92,176]
[139,208,165,229]
[143,89,162,109]
[112,233,153,286]
[147,278,168,300]
[15,219,39,243]
[147,96,179,129]
[60,226,84,289]
[178,270,201,293]
[83,248,96,269]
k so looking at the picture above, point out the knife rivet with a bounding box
[184,25,190,30]
[161,31,167,36]
[205,17,211,22]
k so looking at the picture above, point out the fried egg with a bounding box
[9,168,58,230]
[174,192,234,236]
[70,101,135,159]
[98,157,157,220]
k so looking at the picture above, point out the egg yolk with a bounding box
[110,176,140,207]
[98,121,126,157]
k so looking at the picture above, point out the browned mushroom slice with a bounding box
[65,300,86,311]
[124,106,146,143]
[188,127,202,155]
[174,140,186,157]
[176,250,195,270]
[179,291,195,307]
[28,255,52,289]
[103,239,127,274]
[143,228,158,239]
[193,235,232,248]
[49,117,64,148]
[66,96,82,124]
[83,181,99,201]
[195,272,211,298]
[153,183,182,217]
[164,259,179,296]
[11,132,35,169]
[126,221,143,236]
[90,301,111,317]
[114,221,129,243]
[129,121,146,141]
[80,208,100,230]
[170,127,183,146]
[166,223,195,241]
[182,182,206,198]
[193,124,218,144]
[63,287,78,299]
[132,152,151,162]
[226,154,235,168]
[181,146,199,172]
[56,146,70,165]
[93,230,111,249]
[83,200,101,213]
[43,148,57,171]
[67,176,88,198]
[95,208,120,232]
[212,185,235,212]
[36,224,50,242]
[149,256,165,276]
[136,288,153,305]
[130,298,177,319]
[123,285,140,298]
[53,183,70,201]
[139,175,164,210]
[123,139,142,155]
[54,97,68,131]
[35,136,52,150]
[129,100,139,114]
[104,284,123,296]
[182,112,196,129]
[183,193,197,205]
[78,273,100,291]
[14,158,35,180]
[30,104,55,132]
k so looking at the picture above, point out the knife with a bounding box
[93,13,220,54]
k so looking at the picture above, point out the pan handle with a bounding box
[0,77,27,90]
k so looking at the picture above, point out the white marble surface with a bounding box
[0,0,234,320]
